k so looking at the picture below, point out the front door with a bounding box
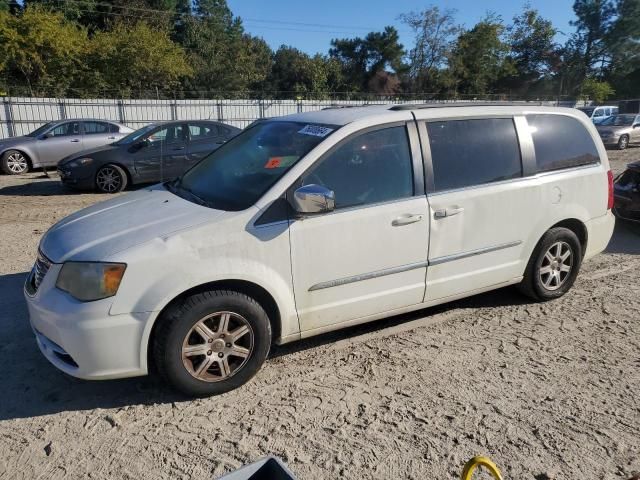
[135,123,187,182]
[419,117,534,301]
[290,123,429,334]
[37,121,83,167]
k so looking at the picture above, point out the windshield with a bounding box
[172,121,338,211]
[25,122,56,137]
[578,108,595,117]
[600,114,636,126]
[114,124,157,145]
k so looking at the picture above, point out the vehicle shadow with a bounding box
[1,223,633,421]
[0,178,152,196]
[0,270,530,421]
[606,220,640,254]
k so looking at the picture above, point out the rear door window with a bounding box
[526,114,600,173]
[426,118,522,192]
[83,121,110,135]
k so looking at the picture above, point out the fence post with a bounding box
[3,98,16,138]
[259,99,264,118]
[58,98,67,120]
[297,99,303,113]
[117,99,126,125]
[216,101,223,122]
[171,99,178,121]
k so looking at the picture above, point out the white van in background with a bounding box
[578,105,619,124]
[24,103,615,397]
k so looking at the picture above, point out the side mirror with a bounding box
[633,124,640,129]
[41,132,54,139]
[134,138,150,149]
[291,184,335,214]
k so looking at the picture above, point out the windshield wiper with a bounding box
[165,179,210,207]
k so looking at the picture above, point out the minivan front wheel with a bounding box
[519,227,582,301]
[153,290,271,397]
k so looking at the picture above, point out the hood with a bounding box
[40,185,230,263]
[0,136,36,149]
[597,125,632,135]
[58,143,122,165]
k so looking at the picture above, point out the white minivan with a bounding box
[25,104,615,396]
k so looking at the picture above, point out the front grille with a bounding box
[27,250,52,294]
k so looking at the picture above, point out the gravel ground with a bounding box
[0,148,639,480]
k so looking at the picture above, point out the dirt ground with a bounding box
[0,148,639,480]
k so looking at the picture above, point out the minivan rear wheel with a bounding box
[518,227,582,301]
[153,290,271,397]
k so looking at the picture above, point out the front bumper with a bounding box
[599,135,620,146]
[57,167,95,190]
[24,262,152,380]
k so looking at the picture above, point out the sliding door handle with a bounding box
[434,207,464,218]
[392,214,423,226]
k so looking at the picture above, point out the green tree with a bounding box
[570,0,617,77]
[605,0,640,96]
[180,0,272,95]
[507,7,558,89]
[580,77,615,101]
[448,14,514,96]
[0,6,89,96]
[266,46,344,98]
[88,21,192,96]
[399,6,461,93]
[329,26,405,93]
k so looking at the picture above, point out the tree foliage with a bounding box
[0,0,638,99]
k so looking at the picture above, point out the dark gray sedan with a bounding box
[58,120,241,193]
[0,119,133,174]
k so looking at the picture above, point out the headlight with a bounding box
[56,262,126,301]
[67,157,94,168]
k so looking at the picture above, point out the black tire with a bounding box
[95,164,128,193]
[518,227,583,301]
[1,149,30,175]
[153,290,272,397]
[618,135,629,150]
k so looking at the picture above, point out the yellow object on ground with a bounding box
[461,456,503,480]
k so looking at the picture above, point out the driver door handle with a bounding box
[70,139,80,143]
[392,214,424,226]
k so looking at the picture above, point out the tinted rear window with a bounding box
[526,115,599,173]
[427,118,522,192]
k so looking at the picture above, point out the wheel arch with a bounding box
[549,218,588,256]
[96,162,133,187]
[146,279,282,372]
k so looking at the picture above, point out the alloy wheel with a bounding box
[96,167,122,192]
[6,152,28,174]
[181,311,254,382]
[539,241,573,291]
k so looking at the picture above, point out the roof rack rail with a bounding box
[321,105,360,110]
[389,101,548,111]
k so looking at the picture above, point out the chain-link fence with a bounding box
[0,96,571,139]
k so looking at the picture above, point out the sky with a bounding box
[227,0,576,55]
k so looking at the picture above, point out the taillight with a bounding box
[607,170,614,210]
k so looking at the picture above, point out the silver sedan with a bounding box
[0,119,133,174]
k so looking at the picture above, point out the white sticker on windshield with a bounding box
[298,125,333,137]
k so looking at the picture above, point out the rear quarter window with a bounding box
[526,114,600,173]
